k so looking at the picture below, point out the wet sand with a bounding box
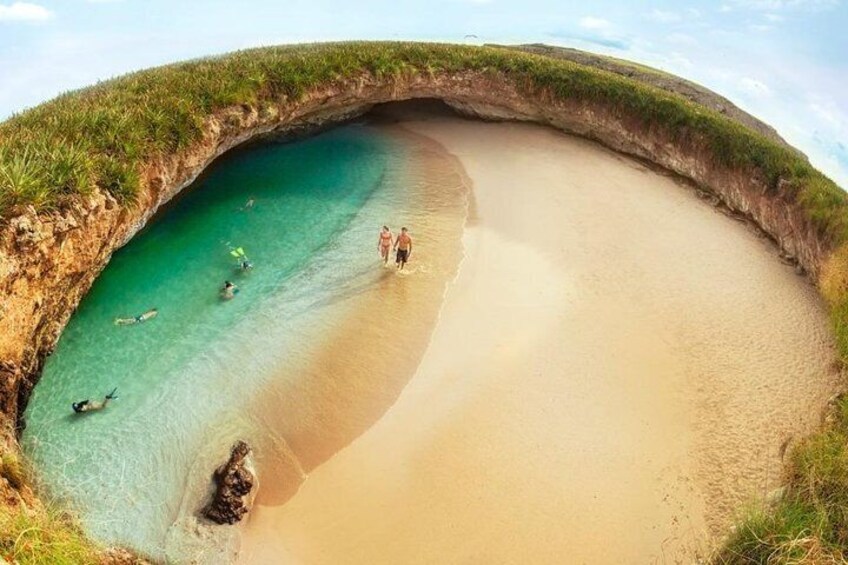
[240,110,840,563]
[243,123,470,506]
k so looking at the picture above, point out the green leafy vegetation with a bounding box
[2,41,848,562]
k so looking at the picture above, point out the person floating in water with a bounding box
[377,225,394,265]
[394,226,413,271]
[229,246,253,271]
[240,197,255,211]
[72,388,118,414]
[114,308,158,326]
[221,281,239,300]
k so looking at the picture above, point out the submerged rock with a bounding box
[202,440,255,525]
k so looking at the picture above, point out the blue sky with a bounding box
[1,0,846,186]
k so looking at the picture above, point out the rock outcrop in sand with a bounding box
[203,441,256,525]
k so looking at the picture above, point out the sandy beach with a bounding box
[235,123,471,506]
[238,107,840,563]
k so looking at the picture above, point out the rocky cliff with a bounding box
[0,70,830,452]
[496,43,794,150]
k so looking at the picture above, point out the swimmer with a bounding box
[221,281,238,300]
[115,308,158,326]
[240,197,255,211]
[72,388,118,414]
[393,226,413,271]
[377,225,393,265]
[229,246,253,271]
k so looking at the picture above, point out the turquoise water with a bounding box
[21,125,420,561]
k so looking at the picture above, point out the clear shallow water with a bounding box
[21,124,426,560]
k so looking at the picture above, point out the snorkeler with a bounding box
[114,308,158,326]
[377,225,393,265]
[72,388,118,414]
[221,281,239,300]
[229,246,253,271]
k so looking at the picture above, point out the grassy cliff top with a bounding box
[2,41,848,562]
[494,43,793,149]
[0,42,844,243]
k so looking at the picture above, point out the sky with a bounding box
[0,0,846,187]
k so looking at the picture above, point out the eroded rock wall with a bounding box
[0,70,828,445]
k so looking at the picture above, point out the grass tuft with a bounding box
[717,397,848,563]
[716,498,837,564]
[1,452,26,491]
[0,504,101,565]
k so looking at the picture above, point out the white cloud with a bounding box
[667,32,698,46]
[802,96,848,187]
[667,52,694,69]
[0,2,52,21]
[808,99,848,135]
[738,77,773,97]
[705,67,734,82]
[648,9,682,23]
[727,0,839,10]
[579,16,611,30]
[564,15,632,50]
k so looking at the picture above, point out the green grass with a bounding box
[1,449,101,564]
[717,397,848,563]
[2,41,848,562]
[1,42,845,238]
[1,448,101,564]
[1,452,26,491]
[716,498,841,564]
[0,504,101,565]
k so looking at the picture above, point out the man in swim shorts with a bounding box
[394,227,413,270]
[72,388,118,414]
[377,225,393,265]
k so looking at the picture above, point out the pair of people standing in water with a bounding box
[378,226,413,270]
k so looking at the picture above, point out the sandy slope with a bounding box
[239,112,839,564]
